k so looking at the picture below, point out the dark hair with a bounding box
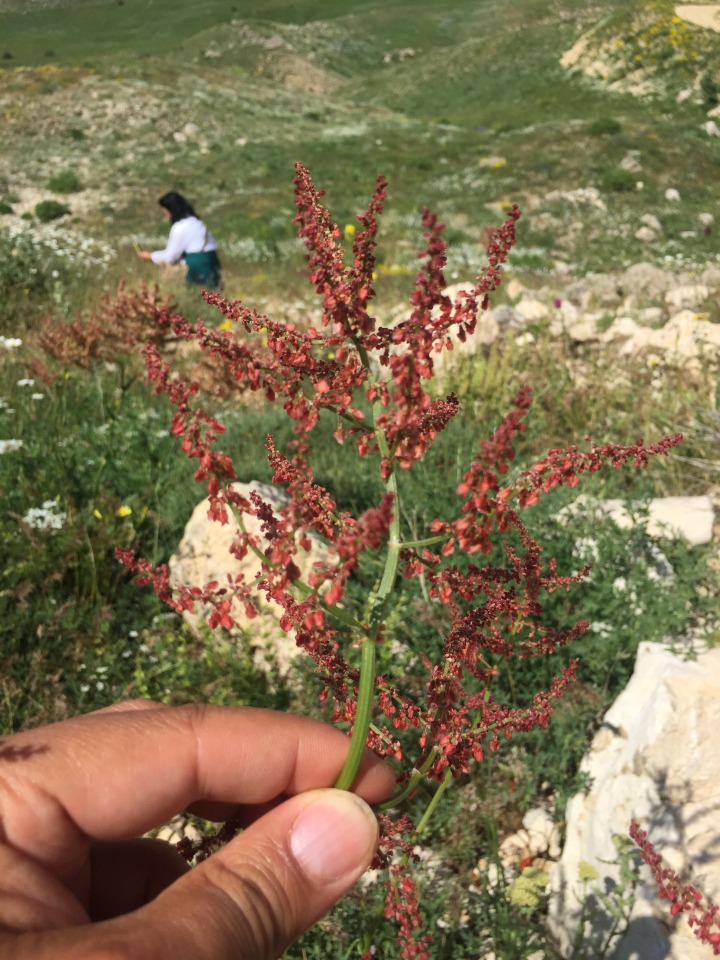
[158,191,198,224]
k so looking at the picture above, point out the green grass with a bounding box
[1,0,719,301]
[1,2,720,956]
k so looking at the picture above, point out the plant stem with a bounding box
[334,634,377,790]
[378,747,440,810]
[334,391,401,790]
[397,533,447,550]
[415,769,453,836]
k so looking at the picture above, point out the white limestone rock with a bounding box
[636,306,664,325]
[601,316,642,343]
[620,152,642,173]
[558,495,714,546]
[514,298,550,322]
[567,319,599,342]
[635,226,658,244]
[640,213,662,233]
[665,284,710,312]
[549,642,720,958]
[595,495,714,546]
[622,263,672,299]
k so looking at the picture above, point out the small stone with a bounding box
[640,213,662,232]
[635,226,657,243]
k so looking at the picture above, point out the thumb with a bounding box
[138,788,380,960]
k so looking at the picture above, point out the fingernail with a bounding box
[290,790,378,883]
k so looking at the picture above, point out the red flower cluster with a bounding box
[119,164,682,958]
[630,820,720,953]
[372,815,433,960]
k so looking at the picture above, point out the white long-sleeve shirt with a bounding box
[150,216,217,265]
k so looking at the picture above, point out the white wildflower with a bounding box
[23,500,66,530]
[0,439,23,453]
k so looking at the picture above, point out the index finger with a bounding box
[1,703,395,877]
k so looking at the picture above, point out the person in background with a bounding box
[0,701,393,960]
[137,191,223,290]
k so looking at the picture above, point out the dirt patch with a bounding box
[676,4,720,32]
[260,49,342,96]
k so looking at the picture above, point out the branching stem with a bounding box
[334,392,401,791]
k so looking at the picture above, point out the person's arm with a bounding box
[0,701,394,960]
[149,221,188,265]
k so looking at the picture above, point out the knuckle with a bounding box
[196,842,296,957]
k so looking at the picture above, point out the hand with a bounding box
[136,250,153,261]
[0,701,395,959]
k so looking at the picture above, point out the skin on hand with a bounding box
[136,250,153,261]
[0,700,395,960]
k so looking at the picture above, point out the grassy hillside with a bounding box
[1,0,719,312]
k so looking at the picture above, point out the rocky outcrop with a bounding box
[548,641,720,959]
[559,495,715,547]
[433,259,720,374]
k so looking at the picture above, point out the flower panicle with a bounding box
[118,165,687,954]
[630,820,720,954]
[515,433,684,507]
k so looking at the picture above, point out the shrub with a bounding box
[600,167,636,192]
[0,201,12,214]
[0,231,43,293]
[38,281,179,373]
[47,170,83,193]
[34,199,70,222]
[588,116,622,136]
[701,71,719,109]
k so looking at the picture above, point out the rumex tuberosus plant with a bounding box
[629,820,720,954]
[119,163,680,958]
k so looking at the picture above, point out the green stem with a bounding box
[334,634,377,790]
[334,391,401,790]
[397,533,447,550]
[371,470,401,629]
[415,769,453,836]
[378,747,440,810]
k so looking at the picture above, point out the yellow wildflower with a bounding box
[508,866,549,909]
[578,861,599,883]
[116,505,133,518]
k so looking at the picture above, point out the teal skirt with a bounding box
[183,250,222,289]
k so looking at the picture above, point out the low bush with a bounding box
[599,167,637,193]
[588,116,622,136]
[47,170,83,193]
[34,199,70,222]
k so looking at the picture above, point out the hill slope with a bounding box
[0,0,719,303]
